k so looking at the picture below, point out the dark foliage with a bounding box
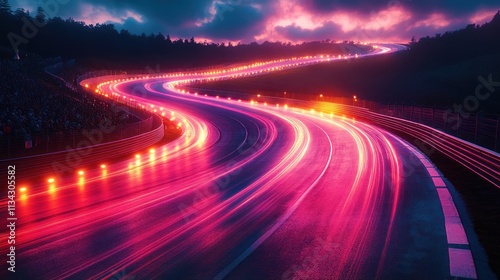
[0,6,354,69]
[0,58,131,138]
[202,12,500,112]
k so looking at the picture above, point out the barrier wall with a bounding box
[189,88,500,188]
[0,114,164,179]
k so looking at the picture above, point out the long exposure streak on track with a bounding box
[1,44,483,279]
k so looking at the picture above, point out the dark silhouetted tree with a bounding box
[0,0,10,15]
[13,8,26,17]
[35,6,46,25]
[410,36,416,45]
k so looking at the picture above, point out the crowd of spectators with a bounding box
[46,61,93,86]
[0,57,132,144]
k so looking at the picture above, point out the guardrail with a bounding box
[377,105,500,152]
[0,115,157,159]
[0,115,164,179]
[42,63,500,187]
[0,64,162,159]
[190,86,500,152]
[186,88,500,188]
[357,110,500,188]
[0,65,167,178]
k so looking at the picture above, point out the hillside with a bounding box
[199,12,500,113]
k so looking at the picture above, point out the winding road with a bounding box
[1,44,487,279]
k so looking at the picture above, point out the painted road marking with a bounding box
[449,248,478,279]
[214,125,334,280]
[437,188,469,246]
[432,177,447,187]
[426,167,440,177]
[395,138,477,279]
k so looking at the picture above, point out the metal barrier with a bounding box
[187,86,500,153]
[0,115,165,179]
[0,65,164,159]
[377,105,500,152]
[0,116,156,159]
[25,64,499,187]
[357,111,500,188]
[186,87,500,188]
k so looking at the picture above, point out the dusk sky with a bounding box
[9,0,500,43]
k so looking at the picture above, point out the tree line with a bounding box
[0,1,362,69]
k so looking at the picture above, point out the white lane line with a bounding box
[449,248,478,279]
[432,177,447,188]
[393,137,477,279]
[421,158,434,168]
[436,188,470,246]
[213,125,333,280]
[426,167,440,177]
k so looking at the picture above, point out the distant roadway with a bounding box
[1,44,490,280]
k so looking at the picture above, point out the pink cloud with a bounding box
[49,0,500,43]
[469,10,497,25]
[412,13,452,29]
[363,6,411,31]
[255,0,415,43]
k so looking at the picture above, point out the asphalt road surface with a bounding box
[1,45,488,279]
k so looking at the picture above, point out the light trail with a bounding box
[0,44,482,280]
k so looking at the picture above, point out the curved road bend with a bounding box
[0,45,488,279]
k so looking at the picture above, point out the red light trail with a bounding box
[0,44,481,279]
